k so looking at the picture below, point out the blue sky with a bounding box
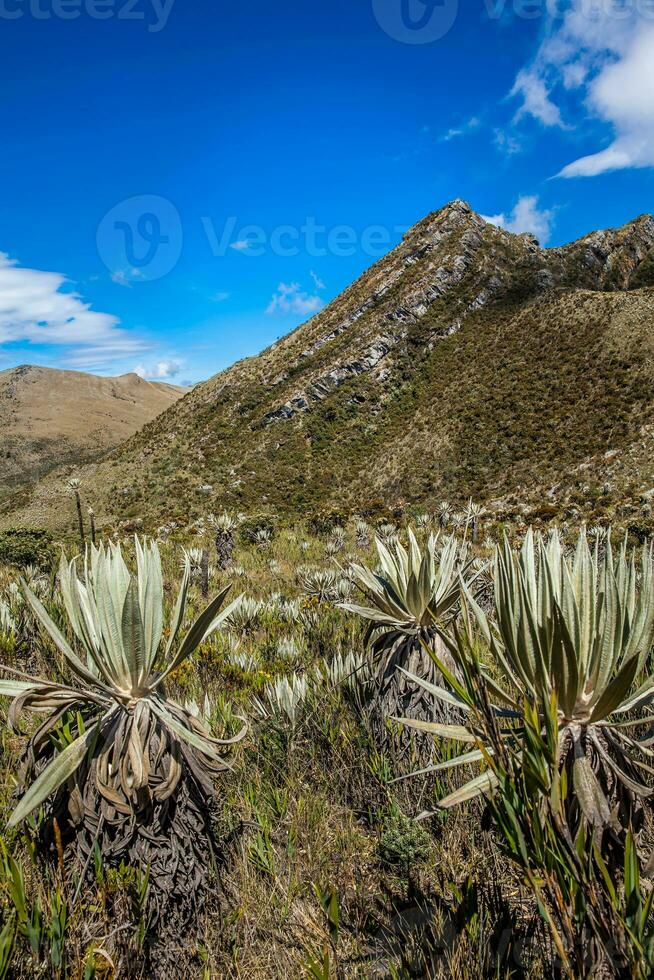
[0,0,652,384]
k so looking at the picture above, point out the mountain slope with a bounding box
[0,366,186,497]
[4,200,654,532]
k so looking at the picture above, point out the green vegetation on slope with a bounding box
[3,203,654,536]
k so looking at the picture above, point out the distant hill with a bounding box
[0,366,186,497]
[4,200,654,534]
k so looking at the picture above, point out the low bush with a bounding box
[239,513,278,543]
[0,528,53,569]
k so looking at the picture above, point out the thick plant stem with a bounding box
[88,508,97,546]
[200,548,209,599]
[74,490,85,547]
[215,530,234,570]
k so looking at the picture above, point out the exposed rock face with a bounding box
[552,214,654,289]
[258,203,654,428]
[261,332,405,426]
[260,203,491,426]
[4,200,654,530]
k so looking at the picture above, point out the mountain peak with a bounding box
[439,198,474,216]
[403,198,482,245]
[4,206,654,532]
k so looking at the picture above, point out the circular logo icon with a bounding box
[97,195,183,282]
[372,0,459,43]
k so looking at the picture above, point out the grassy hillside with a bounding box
[0,366,186,499]
[3,201,654,536]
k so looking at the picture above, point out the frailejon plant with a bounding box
[490,698,654,977]
[466,500,485,544]
[426,657,654,977]
[325,527,347,558]
[298,568,340,604]
[208,511,240,570]
[66,479,85,548]
[322,650,369,693]
[354,519,370,549]
[180,546,206,580]
[376,524,398,546]
[343,530,476,752]
[265,673,310,727]
[0,538,246,931]
[0,599,15,638]
[438,502,451,529]
[399,529,654,842]
[226,595,263,634]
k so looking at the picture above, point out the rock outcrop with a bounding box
[4,200,654,530]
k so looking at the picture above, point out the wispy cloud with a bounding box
[309,270,325,291]
[511,69,564,128]
[110,268,145,288]
[266,282,324,317]
[494,128,523,157]
[230,240,251,252]
[511,3,654,176]
[212,291,231,302]
[482,195,555,245]
[0,252,146,367]
[441,116,481,142]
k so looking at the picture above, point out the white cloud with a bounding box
[153,359,182,379]
[230,240,251,252]
[0,252,145,365]
[266,282,324,317]
[511,69,564,128]
[511,3,654,176]
[309,270,325,290]
[134,359,182,381]
[212,291,230,302]
[482,195,555,245]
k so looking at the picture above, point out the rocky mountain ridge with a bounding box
[3,200,654,533]
[257,204,654,428]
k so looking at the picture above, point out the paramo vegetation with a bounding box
[2,501,654,977]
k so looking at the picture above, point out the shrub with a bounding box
[239,513,277,544]
[378,804,431,871]
[0,529,53,570]
[306,509,347,536]
[627,520,654,543]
